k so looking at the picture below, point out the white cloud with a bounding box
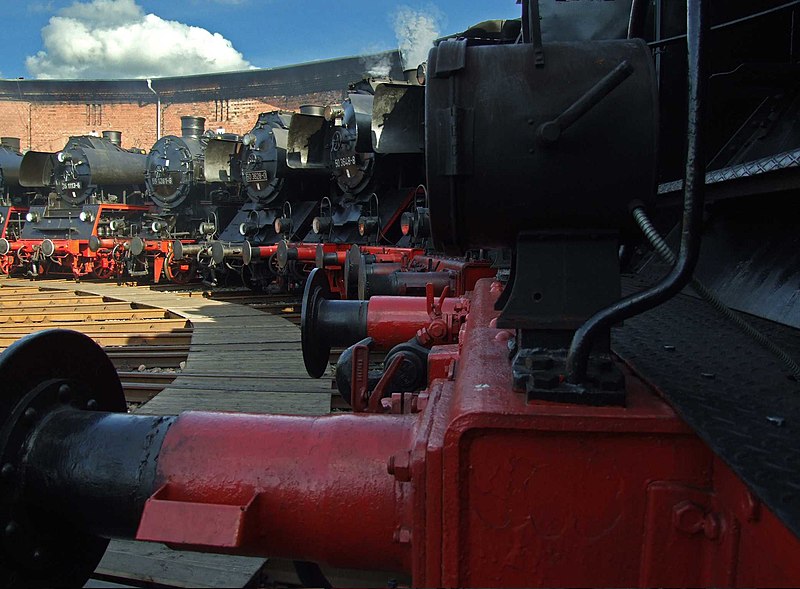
[26,0,252,79]
[392,5,441,71]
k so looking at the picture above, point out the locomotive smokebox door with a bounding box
[286,111,330,170]
[19,152,55,189]
[426,37,658,404]
[205,137,240,184]
[372,83,425,155]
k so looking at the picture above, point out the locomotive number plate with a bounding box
[334,156,357,168]
[152,176,174,186]
[245,170,269,183]
[64,181,81,189]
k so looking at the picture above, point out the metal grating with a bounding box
[658,148,800,194]
[613,277,800,536]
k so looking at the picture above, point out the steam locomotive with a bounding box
[268,75,427,292]
[0,137,30,275]
[200,109,329,290]
[1,0,800,587]
[11,132,148,279]
[105,116,245,283]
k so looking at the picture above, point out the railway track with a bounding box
[0,281,192,406]
[0,280,335,416]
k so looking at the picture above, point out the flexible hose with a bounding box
[632,206,800,381]
[565,0,709,383]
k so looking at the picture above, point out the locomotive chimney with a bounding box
[403,68,422,86]
[1,137,21,152]
[102,131,122,146]
[299,105,326,117]
[181,116,206,139]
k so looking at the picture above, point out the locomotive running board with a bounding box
[612,276,800,538]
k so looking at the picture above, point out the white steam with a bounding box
[360,49,393,78]
[392,6,441,71]
[26,0,252,79]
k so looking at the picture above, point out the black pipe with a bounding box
[23,409,174,539]
[565,0,708,384]
[628,0,649,39]
[360,268,453,300]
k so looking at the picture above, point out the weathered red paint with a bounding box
[134,278,800,586]
[10,204,148,278]
[138,412,415,571]
[365,294,468,349]
[408,254,496,295]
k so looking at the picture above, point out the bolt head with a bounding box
[388,452,412,482]
[23,407,37,423]
[57,384,72,402]
[86,399,99,411]
[1,463,15,481]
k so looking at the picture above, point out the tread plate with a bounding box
[613,277,800,536]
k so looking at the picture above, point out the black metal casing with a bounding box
[426,39,658,254]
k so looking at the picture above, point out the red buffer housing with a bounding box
[135,279,800,586]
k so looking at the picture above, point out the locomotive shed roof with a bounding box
[0,50,403,104]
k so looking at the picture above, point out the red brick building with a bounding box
[0,51,402,152]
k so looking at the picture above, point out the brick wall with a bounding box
[0,90,344,153]
[0,52,404,154]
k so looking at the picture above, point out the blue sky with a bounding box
[0,0,522,79]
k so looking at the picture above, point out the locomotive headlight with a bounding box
[400,211,413,236]
[79,211,94,223]
[324,105,344,122]
[199,222,216,236]
[312,216,332,235]
[416,62,427,86]
[358,216,380,238]
[56,151,67,163]
[109,219,126,232]
[151,221,165,233]
[25,212,39,223]
[274,217,293,235]
[242,133,255,147]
